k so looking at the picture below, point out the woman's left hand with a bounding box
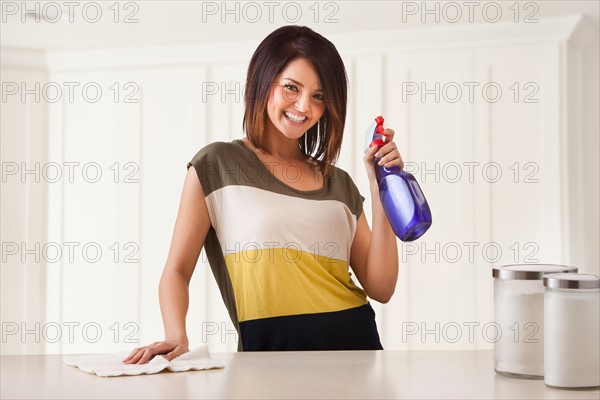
[363,128,404,185]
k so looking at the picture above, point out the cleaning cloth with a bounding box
[62,345,224,377]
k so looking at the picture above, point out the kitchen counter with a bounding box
[1,350,598,399]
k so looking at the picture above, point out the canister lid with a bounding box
[543,273,600,289]
[492,264,577,280]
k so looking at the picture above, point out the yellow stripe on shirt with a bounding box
[224,247,368,322]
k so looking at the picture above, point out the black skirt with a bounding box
[239,303,384,351]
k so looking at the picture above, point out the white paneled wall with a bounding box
[1,16,597,354]
[1,65,49,355]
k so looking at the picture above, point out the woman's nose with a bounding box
[294,92,310,112]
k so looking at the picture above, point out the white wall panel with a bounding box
[48,69,141,354]
[1,66,49,355]
[393,49,478,350]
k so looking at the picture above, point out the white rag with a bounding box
[62,345,224,377]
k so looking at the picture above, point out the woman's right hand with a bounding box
[121,340,189,364]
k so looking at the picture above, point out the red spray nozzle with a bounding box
[370,138,385,148]
[371,115,387,148]
[364,115,388,152]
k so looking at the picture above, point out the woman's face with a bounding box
[266,57,326,141]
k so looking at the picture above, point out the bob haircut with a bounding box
[242,25,348,180]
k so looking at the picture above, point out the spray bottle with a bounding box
[364,116,432,241]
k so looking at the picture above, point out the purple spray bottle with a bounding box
[364,116,432,242]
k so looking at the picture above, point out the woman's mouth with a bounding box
[284,111,307,125]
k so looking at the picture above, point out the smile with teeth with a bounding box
[284,111,307,123]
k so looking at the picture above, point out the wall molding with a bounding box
[0,47,49,71]
[1,15,591,71]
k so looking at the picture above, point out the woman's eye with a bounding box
[313,93,324,101]
[284,84,298,92]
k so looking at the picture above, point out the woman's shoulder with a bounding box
[194,139,240,155]
[326,163,365,207]
[326,163,355,185]
[188,140,243,165]
[186,140,246,196]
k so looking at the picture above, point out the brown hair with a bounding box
[242,25,348,180]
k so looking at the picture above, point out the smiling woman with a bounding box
[122,25,403,364]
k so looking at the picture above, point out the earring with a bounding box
[317,118,321,138]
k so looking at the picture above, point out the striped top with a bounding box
[187,139,383,351]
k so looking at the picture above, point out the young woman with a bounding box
[123,25,402,364]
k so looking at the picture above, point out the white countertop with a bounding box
[2,350,599,399]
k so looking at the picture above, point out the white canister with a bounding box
[492,264,577,378]
[543,273,600,388]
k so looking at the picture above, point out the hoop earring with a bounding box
[317,118,321,138]
[304,127,308,151]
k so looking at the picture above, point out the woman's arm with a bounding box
[123,166,211,364]
[159,165,211,344]
[349,189,399,303]
[349,128,403,303]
